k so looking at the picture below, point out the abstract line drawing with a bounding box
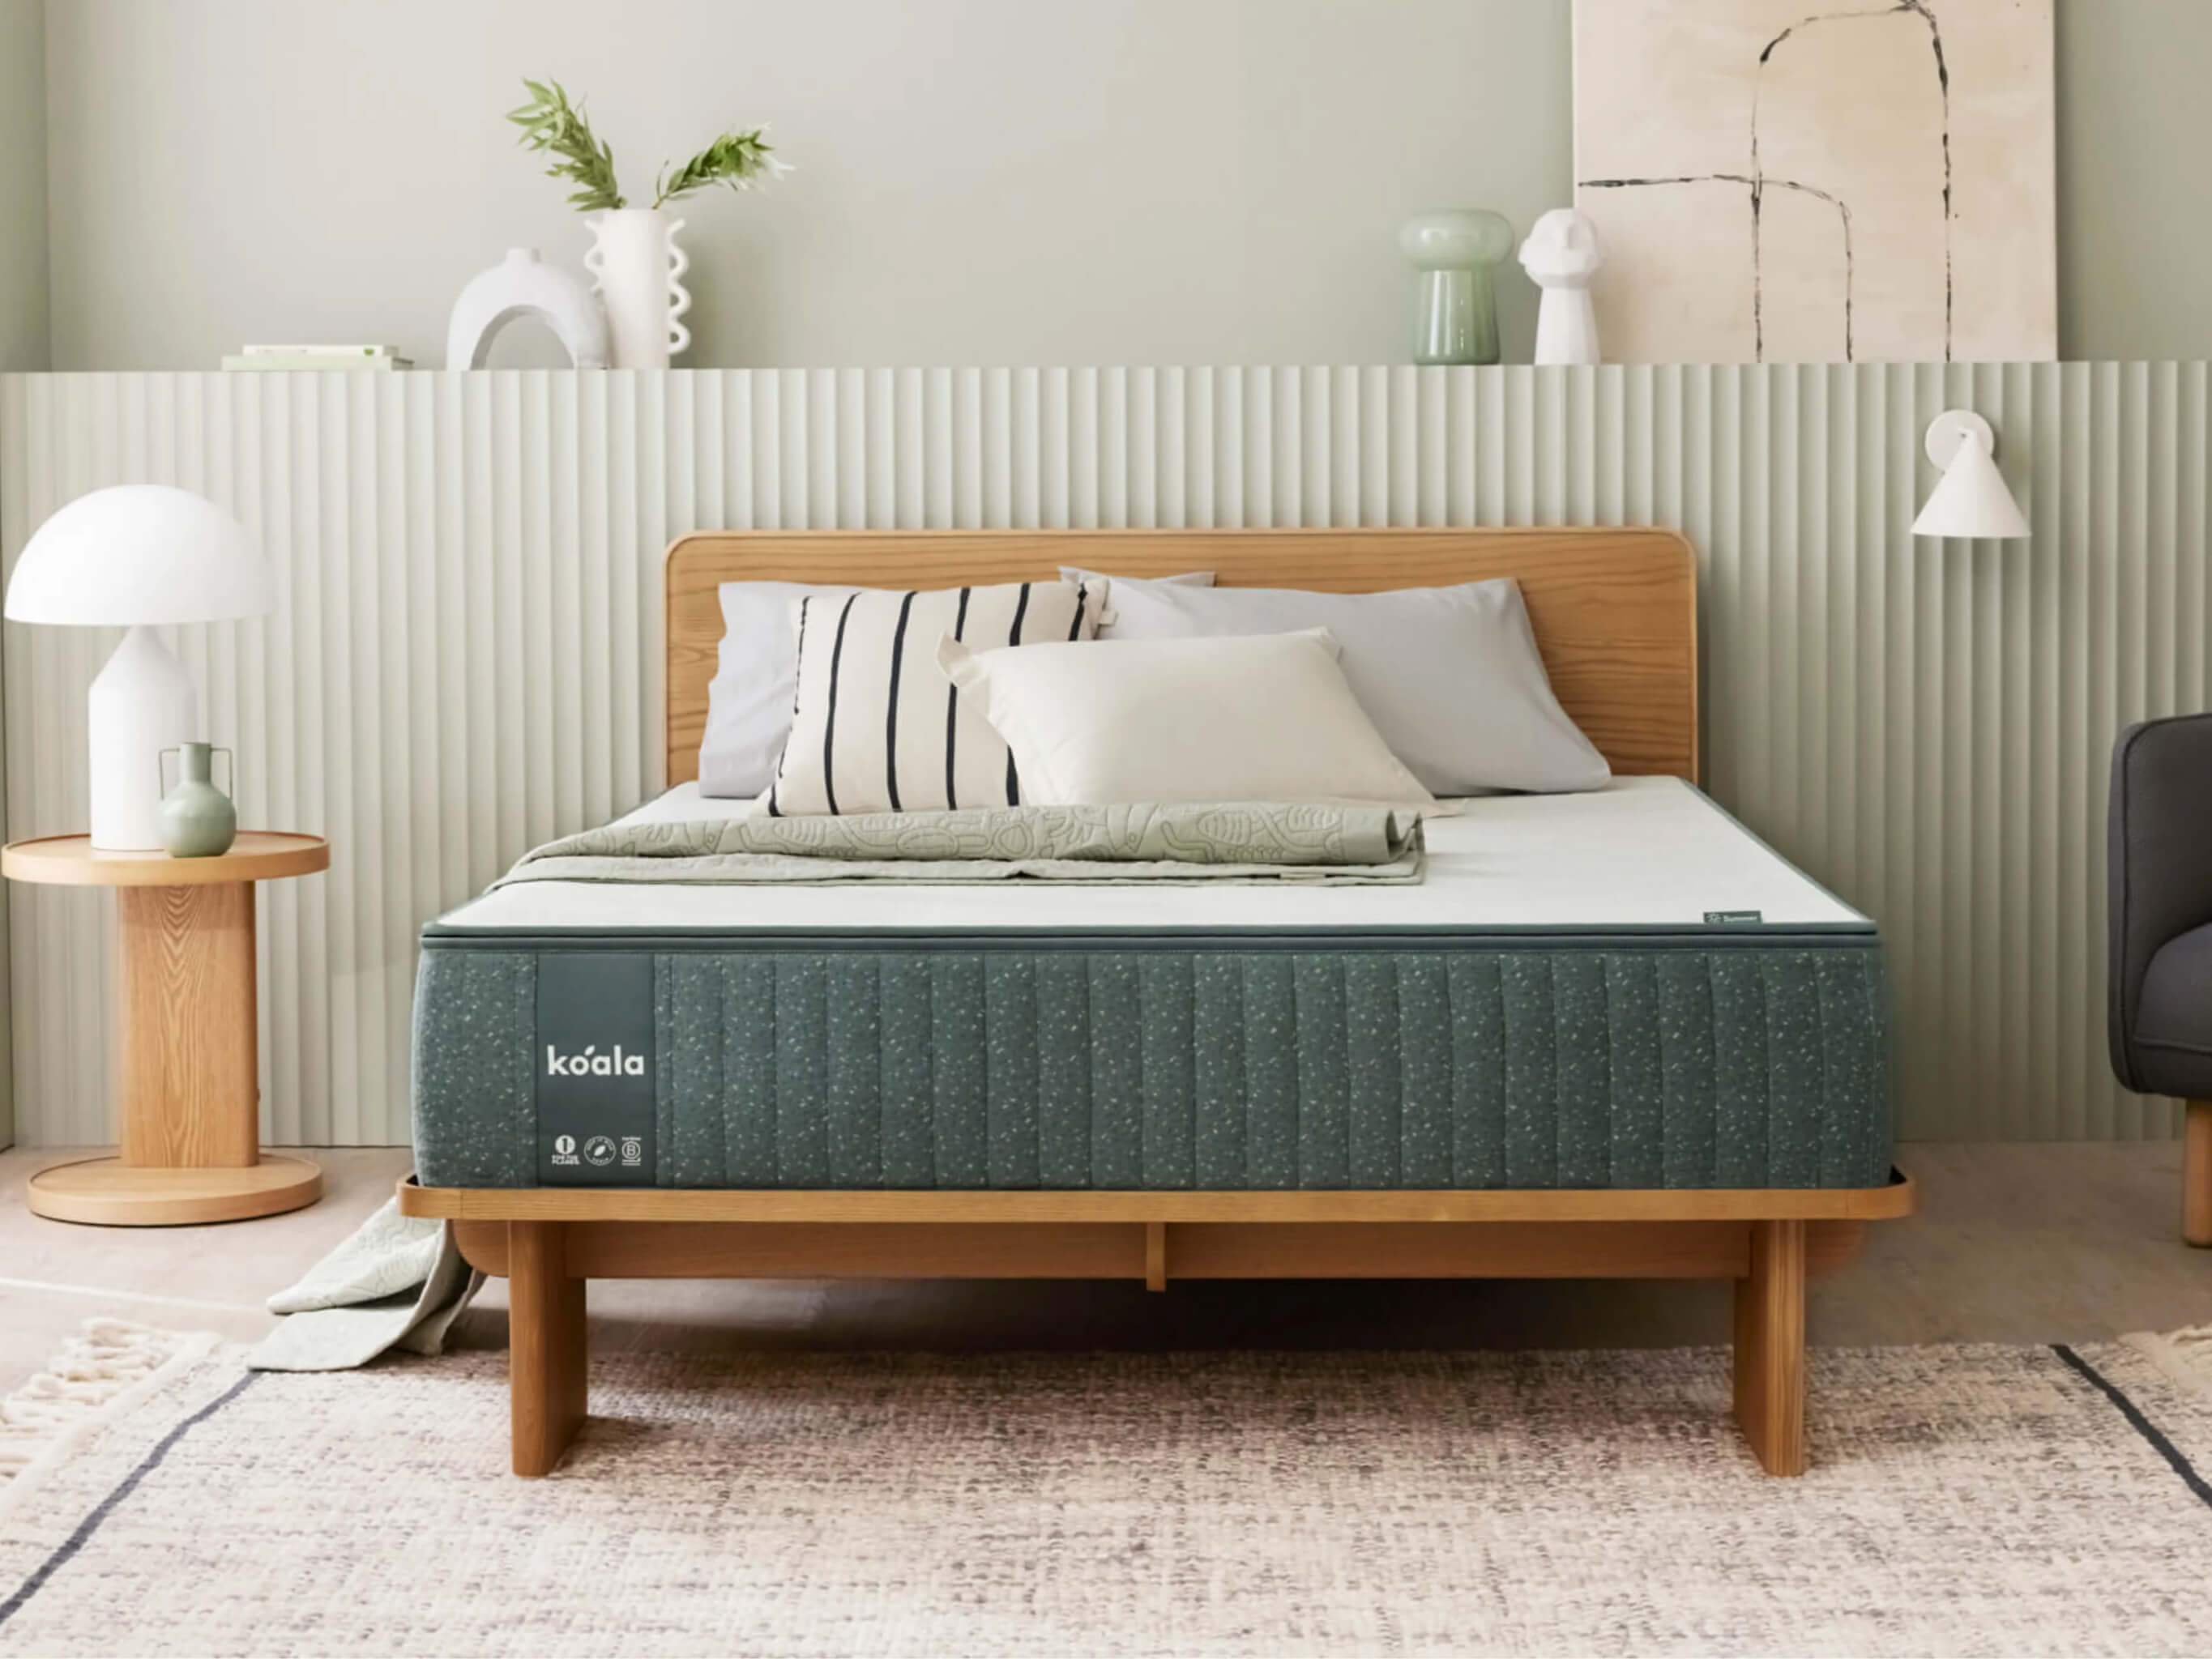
[1572,0,2052,364]
[1579,171,1857,360]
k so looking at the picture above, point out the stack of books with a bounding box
[220,345,412,372]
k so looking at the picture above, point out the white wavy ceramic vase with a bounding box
[586,207,692,369]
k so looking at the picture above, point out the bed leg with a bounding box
[1732,1218,1807,1477]
[509,1220,587,1477]
[2185,1102,2212,1248]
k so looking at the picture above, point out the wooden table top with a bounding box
[1,832,330,887]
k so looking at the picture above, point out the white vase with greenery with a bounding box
[506,79,787,369]
[587,210,690,369]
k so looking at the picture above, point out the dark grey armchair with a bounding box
[2109,713,2212,1245]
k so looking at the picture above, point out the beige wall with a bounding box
[32,0,2211,370]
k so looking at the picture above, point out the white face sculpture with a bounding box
[1518,209,1606,288]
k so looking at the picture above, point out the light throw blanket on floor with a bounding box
[249,1201,481,1372]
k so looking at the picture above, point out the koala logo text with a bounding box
[544,1043,647,1078]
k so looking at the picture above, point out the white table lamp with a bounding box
[4,485,275,849]
[1912,410,2031,540]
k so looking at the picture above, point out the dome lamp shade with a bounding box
[4,484,274,625]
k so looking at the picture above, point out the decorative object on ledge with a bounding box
[506,78,788,368]
[157,742,239,859]
[1398,210,1514,365]
[445,247,609,369]
[586,211,690,369]
[1573,0,2056,362]
[3,485,275,850]
[224,345,411,372]
[1912,410,2030,539]
[1519,208,1605,365]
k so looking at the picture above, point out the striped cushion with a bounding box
[767,580,1095,815]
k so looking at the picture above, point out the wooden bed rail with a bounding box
[399,1181,1915,1226]
[399,1174,1915,1480]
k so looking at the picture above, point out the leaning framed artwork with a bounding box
[1573,0,2055,363]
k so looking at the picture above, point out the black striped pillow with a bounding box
[767,580,1095,815]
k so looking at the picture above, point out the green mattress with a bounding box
[410,779,1892,1192]
[412,936,1890,1191]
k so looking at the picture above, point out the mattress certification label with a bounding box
[536,952,655,1185]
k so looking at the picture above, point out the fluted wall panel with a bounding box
[2,366,2206,1148]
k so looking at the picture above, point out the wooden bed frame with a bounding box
[399,527,1915,1478]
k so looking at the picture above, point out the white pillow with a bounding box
[1096,576,1610,795]
[768,579,1097,815]
[937,629,1434,808]
[699,569,1212,798]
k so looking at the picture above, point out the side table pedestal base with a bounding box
[26,1154,323,1226]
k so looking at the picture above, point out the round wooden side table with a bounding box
[1,832,331,1226]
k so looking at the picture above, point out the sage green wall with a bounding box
[0,0,44,375]
[6,362,2204,1147]
[40,0,1570,369]
[33,0,2211,370]
[2055,0,2212,360]
[0,0,41,1150]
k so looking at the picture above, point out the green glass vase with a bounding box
[1399,210,1515,365]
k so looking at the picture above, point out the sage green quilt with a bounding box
[491,801,1426,887]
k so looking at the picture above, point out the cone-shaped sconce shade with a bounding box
[1912,425,2030,539]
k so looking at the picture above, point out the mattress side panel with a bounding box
[411,948,536,1187]
[409,937,1892,1191]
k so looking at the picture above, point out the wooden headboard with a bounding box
[664,529,1699,785]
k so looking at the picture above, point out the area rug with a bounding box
[2,1328,2210,1657]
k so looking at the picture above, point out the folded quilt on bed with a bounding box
[492,801,1425,887]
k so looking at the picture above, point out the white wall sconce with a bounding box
[1912,409,2031,539]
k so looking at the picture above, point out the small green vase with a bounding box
[156,743,237,858]
[1399,210,1515,365]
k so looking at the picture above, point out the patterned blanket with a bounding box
[492,801,1426,886]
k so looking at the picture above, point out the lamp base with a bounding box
[88,625,201,851]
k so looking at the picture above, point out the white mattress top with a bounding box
[436,776,1867,934]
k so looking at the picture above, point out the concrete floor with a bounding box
[2,1140,2208,1393]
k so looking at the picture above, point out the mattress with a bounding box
[411,777,1890,1191]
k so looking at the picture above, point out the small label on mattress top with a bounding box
[536,952,655,1185]
[1703,910,1764,924]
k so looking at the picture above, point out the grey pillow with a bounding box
[698,569,1213,798]
[699,581,856,798]
[1096,577,1611,795]
[1057,565,1213,601]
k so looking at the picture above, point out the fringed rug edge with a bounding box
[2120,1325,2212,1397]
[0,1320,221,1517]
